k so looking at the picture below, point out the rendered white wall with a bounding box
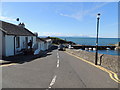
[2,33,5,56]
[32,37,36,48]
[16,36,36,53]
[5,35,36,56]
[0,30,2,59]
[15,36,26,54]
[5,35,14,56]
[37,41,44,51]
[36,40,52,51]
[44,43,47,50]
[41,42,45,51]
[20,36,25,49]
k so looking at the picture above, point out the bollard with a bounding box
[99,54,104,66]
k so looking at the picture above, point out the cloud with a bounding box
[38,32,63,36]
[0,16,16,21]
[38,32,92,37]
[58,2,109,21]
[59,12,83,21]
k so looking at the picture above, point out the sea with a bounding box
[58,37,120,56]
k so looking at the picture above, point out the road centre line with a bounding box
[57,52,59,59]
[65,51,120,83]
[57,59,60,68]
[57,52,59,56]
[57,55,59,59]
[48,75,57,88]
[47,52,59,89]
[57,59,59,64]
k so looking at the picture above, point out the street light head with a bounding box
[97,13,100,19]
[98,13,100,16]
[16,18,19,22]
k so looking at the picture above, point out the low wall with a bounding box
[66,49,119,73]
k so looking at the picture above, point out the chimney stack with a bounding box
[18,22,25,28]
[34,32,38,37]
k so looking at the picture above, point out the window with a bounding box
[31,37,33,42]
[25,37,28,49]
[16,37,20,48]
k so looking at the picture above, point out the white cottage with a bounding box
[36,37,52,51]
[0,20,36,57]
[35,37,45,51]
[42,38,52,50]
[34,37,52,55]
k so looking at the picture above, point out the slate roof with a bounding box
[36,37,46,42]
[0,20,36,36]
[37,37,52,43]
[40,38,52,41]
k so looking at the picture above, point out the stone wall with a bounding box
[66,49,119,73]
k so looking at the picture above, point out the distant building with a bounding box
[36,37,46,51]
[36,37,52,51]
[41,38,52,50]
[0,20,36,57]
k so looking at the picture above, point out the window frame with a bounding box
[16,36,20,48]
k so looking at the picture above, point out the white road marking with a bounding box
[57,55,59,59]
[48,75,57,88]
[57,52,59,58]
[47,52,59,88]
[57,59,60,68]
[57,52,59,56]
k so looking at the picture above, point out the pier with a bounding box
[72,45,116,50]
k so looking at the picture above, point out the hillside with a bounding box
[47,36,76,45]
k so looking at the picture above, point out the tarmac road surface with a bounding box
[1,50,118,88]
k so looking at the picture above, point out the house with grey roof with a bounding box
[0,20,37,57]
[34,37,52,55]
[40,38,52,50]
[36,37,46,51]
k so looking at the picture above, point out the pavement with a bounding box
[1,49,119,89]
[0,50,48,65]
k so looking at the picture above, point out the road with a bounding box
[1,50,118,88]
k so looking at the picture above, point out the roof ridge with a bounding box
[0,20,18,27]
[0,20,36,36]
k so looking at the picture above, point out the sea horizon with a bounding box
[40,36,118,56]
[39,36,119,39]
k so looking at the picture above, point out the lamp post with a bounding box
[95,13,100,65]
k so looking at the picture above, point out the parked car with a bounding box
[58,44,66,51]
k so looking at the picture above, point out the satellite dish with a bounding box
[16,18,19,21]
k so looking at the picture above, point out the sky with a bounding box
[0,2,118,38]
